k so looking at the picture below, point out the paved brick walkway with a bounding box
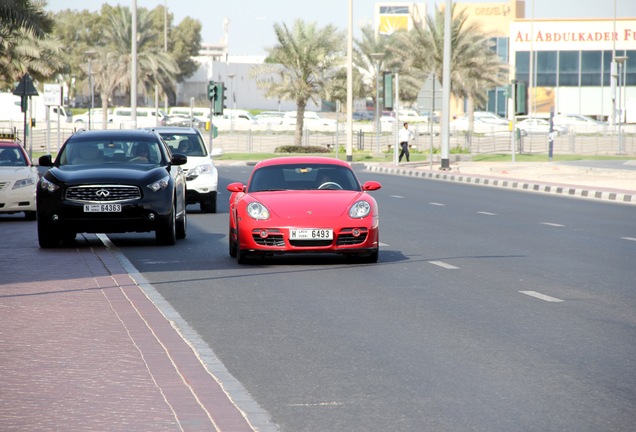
[0,224,259,431]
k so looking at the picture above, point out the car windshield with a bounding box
[159,133,208,157]
[0,147,27,166]
[248,164,361,192]
[59,139,163,166]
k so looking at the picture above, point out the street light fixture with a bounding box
[228,73,236,133]
[369,53,385,155]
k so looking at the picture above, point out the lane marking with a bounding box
[288,402,344,407]
[429,261,460,270]
[541,222,565,227]
[429,202,445,206]
[477,211,497,216]
[379,242,390,247]
[390,195,404,198]
[519,291,564,302]
[621,237,636,242]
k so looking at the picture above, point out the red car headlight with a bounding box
[247,202,270,220]
[349,200,371,218]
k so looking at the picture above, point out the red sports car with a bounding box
[227,156,382,264]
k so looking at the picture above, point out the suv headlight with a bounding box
[147,175,170,192]
[39,177,59,192]
[247,202,270,220]
[349,200,371,218]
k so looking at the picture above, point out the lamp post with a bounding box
[228,73,236,133]
[370,53,384,155]
[615,56,628,154]
[84,50,96,129]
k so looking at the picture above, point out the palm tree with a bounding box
[395,4,508,139]
[250,19,344,146]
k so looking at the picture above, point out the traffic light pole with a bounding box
[511,79,517,163]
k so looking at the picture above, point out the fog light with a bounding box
[352,228,361,237]
[259,230,269,239]
[147,213,156,221]
[51,214,59,222]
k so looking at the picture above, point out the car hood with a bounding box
[48,165,167,184]
[0,166,38,181]
[252,190,368,218]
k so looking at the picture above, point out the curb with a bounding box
[364,163,636,205]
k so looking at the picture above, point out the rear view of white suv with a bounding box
[148,127,218,212]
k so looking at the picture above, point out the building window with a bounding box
[515,51,529,83]
[581,51,602,86]
[536,51,557,86]
[558,51,579,86]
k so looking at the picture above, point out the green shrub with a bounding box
[274,145,330,154]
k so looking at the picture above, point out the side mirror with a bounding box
[227,182,245,193]
[362,180,382,191]
[38,155,53,167]
[170,153,187,165]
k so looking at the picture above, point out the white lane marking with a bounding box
[390,195,404,198]
[429,202,445,206]
[379,242,390,247]
[288,401,344,407]
[477,211,497,216]
[621,237,636,242]
[519,291,564,302]
[541,222,565,227]
[429,261,460,270]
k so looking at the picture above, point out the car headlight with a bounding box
[147,175,170,192]
[186,163,213,180]
[349,200,371,218]
[39,177,59,192]
[247,202,270,220]
[13,176,37,189]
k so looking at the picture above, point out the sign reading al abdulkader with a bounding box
[510,20,636,51]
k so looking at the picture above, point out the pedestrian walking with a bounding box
[398,122,413,163]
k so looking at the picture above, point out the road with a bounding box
[102,165,636,431]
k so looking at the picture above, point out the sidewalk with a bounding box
[0,224,276,432]
[364,159,636,205]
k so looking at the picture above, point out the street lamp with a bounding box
[615,55,628,154]
[228,73,236,133]
[84,50,97,129]
[370,52,385,155]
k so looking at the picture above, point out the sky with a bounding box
[45,0,636,56]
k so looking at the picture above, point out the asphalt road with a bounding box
[111,165,636,432]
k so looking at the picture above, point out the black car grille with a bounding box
[252,229,285,246]
[66,185,141,202]
[289,239,333,247]
[336,228,369,246]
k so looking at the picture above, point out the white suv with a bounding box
[147,127,218,213]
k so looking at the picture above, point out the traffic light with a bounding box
[515,81,528,116]
[207,81,216,100]
[382,72,393,111]
[213,82,227,115]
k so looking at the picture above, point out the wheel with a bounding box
[156,206,176,245]
[176,209,187,239]
[236,227,250,264]
[229,227,237,257]
[200,192,217,213]
[37,218,61,248]
[24,211,36,221]
[362,249,379,263]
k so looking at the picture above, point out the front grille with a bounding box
[289,240,333,247]
[336,228,369,245]
[251,229,285,246]
[66,185,141,203]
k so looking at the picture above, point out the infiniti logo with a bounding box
[95,189,110,198]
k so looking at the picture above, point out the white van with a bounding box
[169,107,211,123]
[111,107,168,129]
[0,92,70,127]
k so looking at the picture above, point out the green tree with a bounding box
[250,19,345,145]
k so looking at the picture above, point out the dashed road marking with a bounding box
[541,222,565,227]
[429,202,445,206]
[477,211,497,216]
[621,237,636,242]
[429,261,460,270]
[519,291,564,302]
[390,195,404,198]
[379,242,390,247]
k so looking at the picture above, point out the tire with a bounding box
[229,227,237,257]
[37,218,60,248]
[24,211,36,221]
[236,227,249,264]
[176,210,187,239]
[156,206,176,245]
[200,192,217,213]
[363,249,379,263]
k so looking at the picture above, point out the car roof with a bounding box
[141,126,199,134]
[254,156,352,170]
[69,129,161,141]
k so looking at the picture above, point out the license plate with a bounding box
[84,204,122,212]
[289,228,333,240]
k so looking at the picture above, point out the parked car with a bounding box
[516,117,568,136]
[169,107,211,124]
[36,129,187,247]
[552,114,608,134]
[474,111,510,126]
[282,111,337,128]
[148,126,218,213]
[111,107,169,128]
[352,111,375,121]
[398,109,428,123]
[255,111,285,125]
[0,133,38,220]
[73,108,112,129]
[226,156,382,264]
[450,114,509,134]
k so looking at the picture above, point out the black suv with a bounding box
[37,129,188,247]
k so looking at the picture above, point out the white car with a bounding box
[73,108,112,129]
[552,114,608,134]
[0,136,38,220]
[148,127,219,213]
[516,118,568,136]
[450,115,509,134]
[282,111,337,129]
[255,111,285,125]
